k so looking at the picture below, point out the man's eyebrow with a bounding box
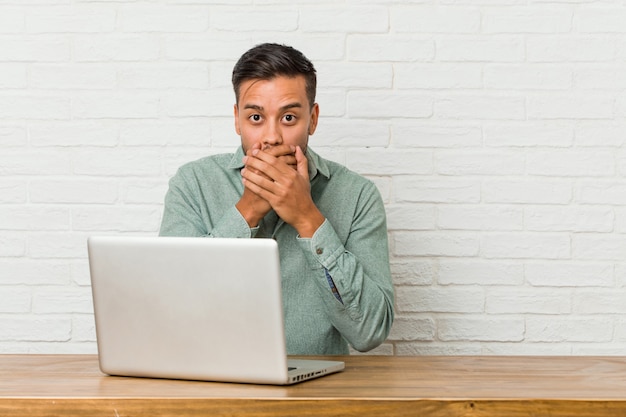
[242,102,303,111]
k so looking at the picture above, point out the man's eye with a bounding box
[283,114,295,123]
[249,114,261,122]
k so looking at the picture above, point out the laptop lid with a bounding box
[87,236,343,385]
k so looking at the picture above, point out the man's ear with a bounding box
[234,103,241,135]
[308,103,320,135]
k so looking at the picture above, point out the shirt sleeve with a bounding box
[296,183,395,352]
[159,168,257,238]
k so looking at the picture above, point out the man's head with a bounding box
[232,43,317,110]
[232,43,320,154]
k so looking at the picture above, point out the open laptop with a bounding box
[87,236,344,385]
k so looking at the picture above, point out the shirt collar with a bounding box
[228,146,331,181]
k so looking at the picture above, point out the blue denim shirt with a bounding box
[159,146,394,355]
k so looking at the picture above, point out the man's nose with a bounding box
[263,122,282,148]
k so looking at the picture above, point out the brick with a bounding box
[72,149,162,176]
[393,231,480,257]
[482,343,570,355]
[438,260,524,285]
[439,318,525,342]
[0,64,26,88]
[528,94,614,120]
[437,205,523,231]
[395,178,481,203]
[74,35,160,62]
[0,206,69,231]
[526,262,613,287]
[72,206,161,232]
[346,148,432,175]
[300,6,388,33]
[435,95,525,120]
[32,288,93,314]
[576,180,626,205]
[573,234,626,261]
[120,120,210,147]
[26,6,115,33]
[121,179,168,205]
[484,123,573,147]
[30,64,116,90]
[393,124,482,148]
[0,125,26,146]
[388,316,435,341]
[72,315,96,343]
[396,287,485,313]
[119,5,209,32]
[0,288,31,313]
[348,91,433,119]
[118,64,209,89]
[348,36,434,62]
[72,93,160,119]
[482,233,571,259]
[164,35,250,61]
[437,36,524,62]
[483,179,572,204]
[614,208,626,233]
[527,37,614,62]
[526,317,612,342]
[316,90,346,117]
[0,36,70,62]
[27,233,89,259]
[0,7,24,33]
[390,260,436,286]
[486,288,571,314]
[435,150,525,175]
[577,7,626,33]
[29,121,118,147]
[317,62,392,88]
[0,233,25,257]
[386,204,436,231]
[484,64,572,90]
[0,260,71,285]
[71,260,91,287]
[0,95,70,119]
[29,179,118,204]
[395,63,482,89]
[0,317,71,342]
[312,118,390,148]
[209,8,297,31]
[483,7,571,33]
[162,89,233,117]
[0,150,71,175]
[391,6,481,33]
[527,150,614,177]
[573,290,626,314]
[0,180,26,203]
[576,124,626,147]
[525,206,614,232]
[395,343,482,356]
[573,344,626,356]
[575,66,626,89]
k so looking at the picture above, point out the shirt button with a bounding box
[316,248,324,255]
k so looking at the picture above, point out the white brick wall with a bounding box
[1,1,626,356]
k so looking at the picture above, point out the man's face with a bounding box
[234,75,319,154]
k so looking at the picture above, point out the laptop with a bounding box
[87,235,344,385]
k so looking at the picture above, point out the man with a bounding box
[160,43,394,355]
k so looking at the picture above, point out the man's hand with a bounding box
[241,144,324,238]
[236,143,297,228]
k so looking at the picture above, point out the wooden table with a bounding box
[2,354,626,416]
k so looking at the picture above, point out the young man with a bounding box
[159,43,394,355]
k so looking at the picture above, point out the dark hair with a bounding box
[232,43,317,109]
